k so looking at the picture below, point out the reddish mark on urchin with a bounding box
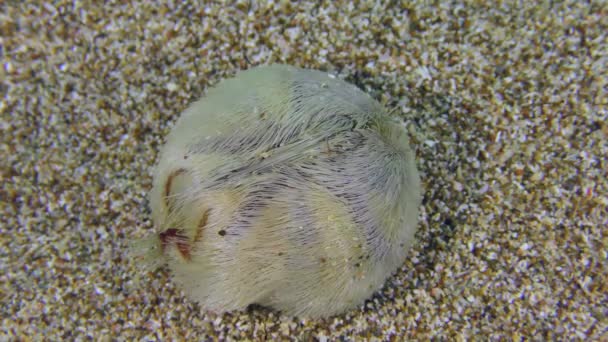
[194,209,211,243]
[164,168,188,203]
[159,228,192,261]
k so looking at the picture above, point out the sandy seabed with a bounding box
[1,1,606,340]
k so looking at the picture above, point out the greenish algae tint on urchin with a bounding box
[134,64,422,319]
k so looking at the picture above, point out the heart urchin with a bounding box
[135,64,421,319]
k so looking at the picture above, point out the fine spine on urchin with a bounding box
[134,64,421,319]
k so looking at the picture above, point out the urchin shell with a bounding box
[141,64,421,318]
